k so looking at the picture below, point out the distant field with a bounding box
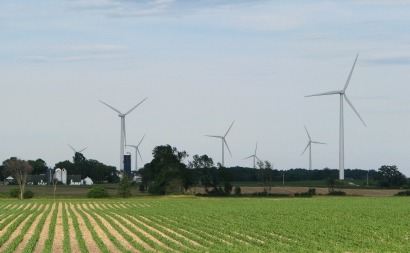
[0,197,409,252]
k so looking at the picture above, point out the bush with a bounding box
[294,188,316,198]
[328,190,346,196]
[9,188,20,198]
[87,186,109,198]
[139,184,146,192]
[234,186,241,195]
[23,190,34,199]
[9,188,35,199]
[118,175,132,198]
[395,190,410,196]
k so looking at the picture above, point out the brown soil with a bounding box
[0,212,33,252]
[14,204,43,253]
[33,202,55,253]
[65,203,81,253]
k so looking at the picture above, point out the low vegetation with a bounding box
[0,197,408,252]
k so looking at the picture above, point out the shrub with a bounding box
[395,190,410,196]
[328,190,346,196]
[234,186,241,195]
[9,188,20,198]
[139,184,146,192]
[118,175,132,198]
[9,188,35,199]
[294,188,316,198]
[87,186,109,198]
[23,190,34,199]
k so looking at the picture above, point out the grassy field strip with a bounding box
[110,212,173,252]
[149,215,216,247]
[124,213,192,252]
[178,215,242,246]
[50,202,64,253]
[31,202,55,253]
[61,203,71,253]
[0,204,44,253]
[139,215,206,250]
[73,203,111,252]
[63,203,79,252]
[66,203,88,253]
[81,203,136,253]
[68,203,101,253]
[15,204,48,253]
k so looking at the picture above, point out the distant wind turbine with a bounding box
[205,121,235,167]
[301,125,326,170]
[305,53,366,180]
[67,144,87,154]
[244,142,262,169]
[126,134,145,171]
[99,98,147,170]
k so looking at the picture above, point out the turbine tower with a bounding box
[305,53,366,180]
[301,125,326,170]
[244,142,261,169]
[67,144,87,154]
[205,121,235,167]
[99,98,147,171]
[126,134,145,171]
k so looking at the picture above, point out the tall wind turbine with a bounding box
[205,121,235,167]
[99,98,147,170]
[126,134,145,171]
[305,53,366,180]
[67,144,87,154]
[244,142,262,169]
[301,125,326,170]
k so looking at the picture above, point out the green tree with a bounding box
[377,165,406,187]
[3,157,33,199]
[118,174,132,198]
[139,145,190,195]
[28,159,48,175]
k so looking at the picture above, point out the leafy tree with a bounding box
[118,174,132,198]
[3,157,33,199]
[28,159,48,175]
[377,165,406,187]
[257,160,274,193]
[139,145,190,195]
[188,154,214,169]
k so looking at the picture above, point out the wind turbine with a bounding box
[67,144,87,154]
[205,121,235,167]
[305,53,366,180]
[99,98,148,171]
[126,134,145,171]
[301,125,326,170]
[244,142,262,169]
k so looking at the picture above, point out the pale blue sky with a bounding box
[1,0,410,175]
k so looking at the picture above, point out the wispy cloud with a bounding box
[20,44,128,62]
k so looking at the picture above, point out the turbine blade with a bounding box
[99,100,122,114]
[255,156,262,162]
[224,139,232,156]
[305,90,342,97]
[244,155,253,160]
[125,97,148,115]
[205,135,222,138]
[137,134,145,147]
[344,94,366,127]
[67,144,76,152]
[301,143,310,156]
[224,120,235,137]
[137,148,143,162]
[304,125,311,141]
[126,145,137,148]
[78,147,87,153]
[254,142,258,155]
[312,141,326,145]
[343,53,359,91]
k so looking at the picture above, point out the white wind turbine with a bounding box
[126,134,145,171]
[305,53,366,180]
[301,125,326,170]
[67,144,87,154]
[205,121,235,167]
[244,142,262,169]
[99,98,148,170]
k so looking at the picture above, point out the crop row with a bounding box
[0,197,410,252]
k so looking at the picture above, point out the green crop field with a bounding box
[0,196,409,252]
